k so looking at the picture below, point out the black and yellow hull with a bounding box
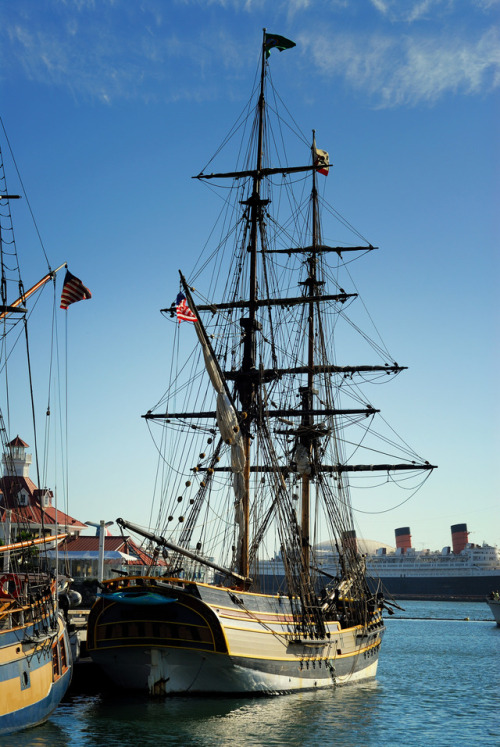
[87,576,384,695]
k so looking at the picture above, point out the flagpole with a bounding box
[0,262,67,320]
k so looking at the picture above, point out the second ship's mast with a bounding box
[298,132,323,573]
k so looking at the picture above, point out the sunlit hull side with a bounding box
[0,611,72,736]
[87,577,384,695]
[486,598,500,626]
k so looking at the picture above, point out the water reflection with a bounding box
[0,717,68,747]
[1,603,497,747]
[0,684,383,747]
[73,683,382,747]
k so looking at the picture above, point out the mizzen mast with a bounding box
[296,131,323,573]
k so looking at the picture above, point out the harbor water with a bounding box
[1,601,498,746]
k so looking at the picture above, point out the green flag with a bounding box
[264,33,296,59]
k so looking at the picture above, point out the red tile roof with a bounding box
[7,436,29,448]
[0,501,86,528]
[58,535,166,566]
[42,506,87,529]
[0,475,39,507]
[0,475,85,529]
[61,536,126,552]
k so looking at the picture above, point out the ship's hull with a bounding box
[87,577,384,695]
[367,574,500,601]
[258,573,500,601]
[0,610,72,736]
[486,598,500,625]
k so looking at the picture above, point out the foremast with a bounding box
[237,33,322,584]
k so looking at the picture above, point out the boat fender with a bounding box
[69,589,83,607]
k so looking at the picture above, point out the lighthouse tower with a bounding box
[2,436,32,478]
[0,436,87,546]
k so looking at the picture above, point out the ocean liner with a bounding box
[87,31,436,695]
[259,523,500,601]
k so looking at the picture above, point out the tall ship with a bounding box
[259,523,500,601]
[87,31,435,696]
[0,133,73,734]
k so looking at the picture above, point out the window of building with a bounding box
[17,491,29,506]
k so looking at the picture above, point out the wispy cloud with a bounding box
[1,0,499,106]
[300,26,500,106]
[391,28,500,104]
[369,0,449,21]
[369,0,500,22]
[3,4,235,104]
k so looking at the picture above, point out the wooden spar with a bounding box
[0,262,67,320]
[224,364,407,378]
[179,272,238,409]
[160,291,356,318]
[115,517,251,585]
[267,245,377,255]
[0,532,67,553]
[193,162,332,181]
[144,406,379,420]
[208,463,436,473]
[194,292,356,312]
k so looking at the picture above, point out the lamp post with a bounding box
[85,520,113,582]
[3,510,11,572]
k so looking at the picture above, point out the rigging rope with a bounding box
[0,116,52,271]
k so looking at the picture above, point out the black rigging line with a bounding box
[352,472,433,514]
[0,116,52,271]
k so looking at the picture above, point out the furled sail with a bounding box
[192,308,247,557]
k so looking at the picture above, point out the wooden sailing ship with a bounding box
[0,137,73,733]
[87,31,435,695]
[0,536,72,735]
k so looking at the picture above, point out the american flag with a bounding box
[60,270,92,310]
[176,293,197,323]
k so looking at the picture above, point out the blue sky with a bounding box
[0,0,498,551]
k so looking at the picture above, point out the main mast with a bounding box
[235,29,268,579]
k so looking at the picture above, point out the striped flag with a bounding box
[60,270,92,310]
[176,292,197,323]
